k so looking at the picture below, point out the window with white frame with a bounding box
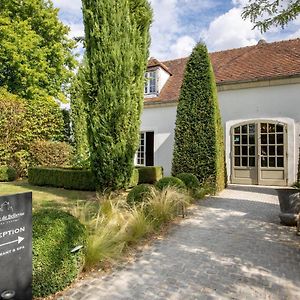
[136,132,146,166]
[144,71,157,95]
[135,132,154,166]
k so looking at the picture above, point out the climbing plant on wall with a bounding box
[172,42,225,193]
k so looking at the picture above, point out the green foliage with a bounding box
[70,61,90,163]
[28,167,96,191]
[242,0,300,33]
[127,184,153,205]
[0,88,65,176]
[0,0,76,100]
[172,43,225,193]
[176,173,200,192]
[82,0,152,190]
[62,109,72,143]
[129,168,139,187]
[29,140,73,168]
[0,165,17,181]
[155,176,186,191]
[137,166,163,184]
[33,209,87,297]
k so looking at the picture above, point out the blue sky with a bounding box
[52,0,300,61]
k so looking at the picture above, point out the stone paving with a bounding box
[60,185,300,300]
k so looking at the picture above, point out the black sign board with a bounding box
[0,192,32,300]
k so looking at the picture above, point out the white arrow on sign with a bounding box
[0,236,24,248]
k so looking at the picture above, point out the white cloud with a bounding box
[202,7,262,51]
[169,35,196,58]
[52,0,82,12]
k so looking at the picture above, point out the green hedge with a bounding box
[156,176,186,191]
[127,184,153,205]
[137,166,163,184]
[28,167,95,190]
[176,173,200,192]
[0,166,17,182]
[129,168,139,188]
[33,209,87,297]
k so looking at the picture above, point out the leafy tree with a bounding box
[242,0,300,32]
[0,0,76,100]
[172,43,225,193]
[82,0,152,190]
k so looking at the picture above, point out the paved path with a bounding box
[60,185,300,300]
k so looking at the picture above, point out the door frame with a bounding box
[230,120,288,186]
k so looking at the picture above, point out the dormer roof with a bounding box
[147,57,172,75]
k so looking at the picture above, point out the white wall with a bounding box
[141,83,300,183]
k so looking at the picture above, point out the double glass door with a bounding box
[231,121,287,186]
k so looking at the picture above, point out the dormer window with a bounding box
[144,71,157,95]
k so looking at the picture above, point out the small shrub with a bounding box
[155,176,186,191]
[33,209,87,297]
[28,167,95,190]
[127,184,153,205]
[137,166,163,184]
[0,165,17,182]
[176,173,200,192]
[129,168,139,187]
[29,140,73,167]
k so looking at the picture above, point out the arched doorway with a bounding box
[231,121,287,186]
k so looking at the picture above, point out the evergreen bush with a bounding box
[127,184,153,205]
[155,176,186,191]
[137,166,163,184]
[172,43,225,193]
[129,168,139,187]
[176,173,200,192]
[82,0,152,190]
[32,209,87,297]
[0,165,17,182]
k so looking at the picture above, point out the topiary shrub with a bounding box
[28,167,96,191]
[176,173,200,192]
[0,165,17,182]
[155,176,186,191]
[172,42,225,193]
[137,166,163,184]
[127,184,153,205]
[32,209,87,297]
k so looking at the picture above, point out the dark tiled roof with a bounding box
[145,39,300,104]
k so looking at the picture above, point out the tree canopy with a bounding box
[242,0,300,32]
[0,0,76,100]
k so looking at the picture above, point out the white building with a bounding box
[137,39,300,186]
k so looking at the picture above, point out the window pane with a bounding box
[249,124,255,134]
[269,134,275,144]
[249,157,255,167]
[235,146,240,155]
[261,146,268,156]
[249,146,255,155]
[249,134,255,145]
[269,146,275,156]
[268,124,275,133]
[277,134,284,144]
[261,134,267,144]
[234,135,240,144]
[261,123,268,133]
[235,157,240,166]
[242,125,247,133]
[234,127,240,134]
[269,157,276,167]
[242,146,248,156]
[277,146,284,155]
[242,135,247,144]
[261,157,267,167]
[276,124,284,132]
[242,157,248,166]
[277,157,284,167]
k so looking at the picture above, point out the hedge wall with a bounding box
[137,166,163,184]
[172,42,225,193]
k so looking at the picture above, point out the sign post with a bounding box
[0,192,32,300]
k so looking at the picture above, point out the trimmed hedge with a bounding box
[33,209,87,297]
[137,166,163,184]
[0,166,17,182]
[155,176,186,191]
[127,184,153,205]
[129,168,139,188]
[176,173,200,192]
[28,167,95,191]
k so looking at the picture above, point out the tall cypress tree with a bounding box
[172,43,225,193]
[82,0,152,190]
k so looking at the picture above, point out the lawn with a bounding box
[0,180,96,211]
